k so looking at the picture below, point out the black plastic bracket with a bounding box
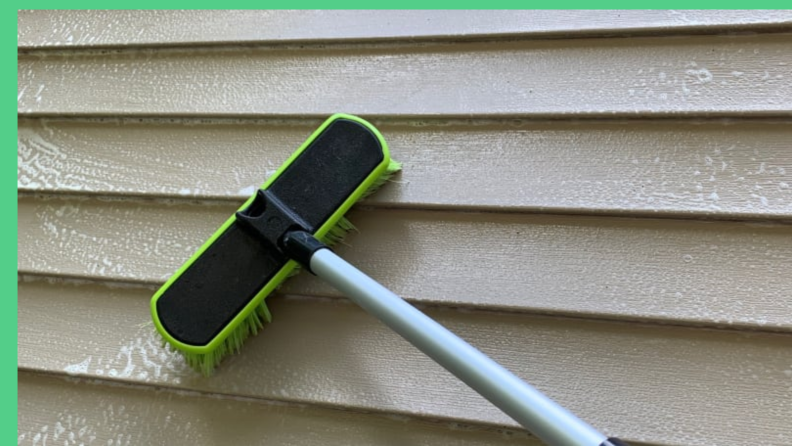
[235,189,314,255]
[235,190,329,273]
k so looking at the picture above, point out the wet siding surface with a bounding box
[17,10,792,446]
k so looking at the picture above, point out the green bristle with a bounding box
[174,303,272,376]
[361,159,402,199]
[174,159,402,375]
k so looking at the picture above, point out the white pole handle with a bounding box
[310,248,616,446]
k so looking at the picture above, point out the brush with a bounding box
[150,113,628,446]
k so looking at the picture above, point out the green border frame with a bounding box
[150,113,391,355]
[9,7,19,443]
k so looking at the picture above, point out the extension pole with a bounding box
[301,245,627,446]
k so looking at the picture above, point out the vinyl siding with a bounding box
[17,10,792,446]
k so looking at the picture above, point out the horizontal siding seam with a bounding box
[17,367,537,438]
[17,272,792,336]
[18,116,792,125]
[16,191,792,226]
[17,26,792,53]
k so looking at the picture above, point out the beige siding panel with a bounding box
[17,35,792,118]
[18,280,792,446]
[17,119,792,218]
[18,199,792,330]
[18,10,792,49]
[17,196,792,329]
[18,373,538,446]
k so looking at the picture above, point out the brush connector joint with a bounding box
[235,189,316,258]
[282,230,329,273]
